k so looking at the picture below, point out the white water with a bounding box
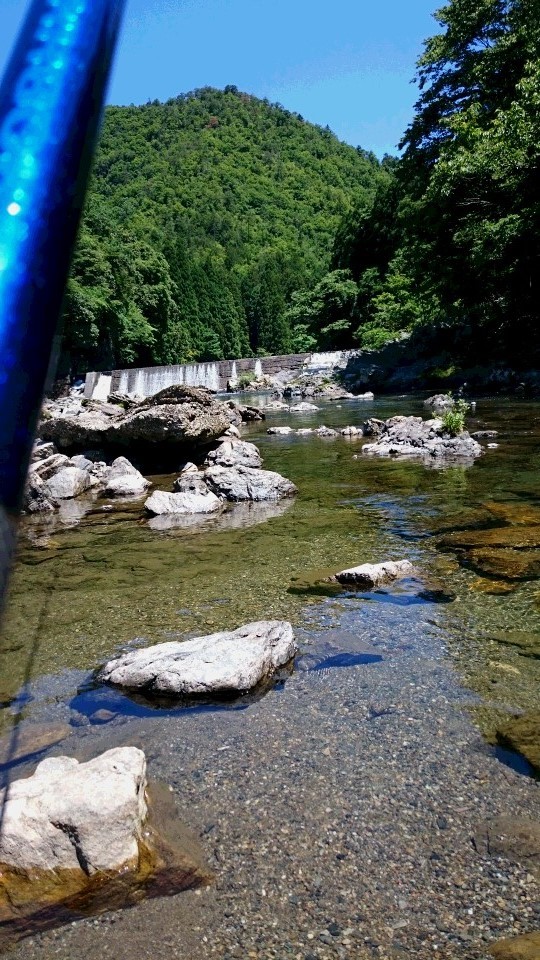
[91,374,112,401]
[115,362,220,397]
[254,358,263,379]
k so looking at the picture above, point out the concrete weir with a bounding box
[84,351,361,400]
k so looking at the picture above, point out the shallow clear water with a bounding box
[2,394,540,737]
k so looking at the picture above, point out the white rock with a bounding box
[104,456,150,497]
[267,426,294,435]
[315,425,338,437]
[296,428,313,435]
[204,439,262,469]
[289,402,319,412]
[144,489,222,516]
[178,461,199,475]
[0,747,147,875]
[43,466,92,499]
[203,465,297,502]
[357,391,375,400]
[334,559,415,588]
[341,426,361,436]
[98,621,297,696]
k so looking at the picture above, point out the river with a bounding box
[1,394,539,959]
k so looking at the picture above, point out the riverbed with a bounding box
[1,394,539,959]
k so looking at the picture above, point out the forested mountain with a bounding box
[63,87,383,374]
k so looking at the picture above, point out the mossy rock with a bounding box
[468,548,540,580]
[483,500,540,526]
[439,526,540,550]
[490,631,540,659]
[497,712,540,773]
[490,930,540,959]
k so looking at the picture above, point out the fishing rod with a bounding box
[0,0,126,615]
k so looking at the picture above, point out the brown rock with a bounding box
[474,816,540,875]
[439,526,540,550]
[468,547,540,580]
[483,501,540,526]
[496,712,540,773]
[490,631,540,659]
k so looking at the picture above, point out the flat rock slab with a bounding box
[144,489,222,516]
[98,620,297,697]
[0,747,147,877]
[332,559,415,588]
[474,816,540,876]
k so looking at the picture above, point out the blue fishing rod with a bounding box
[0,0,126,611]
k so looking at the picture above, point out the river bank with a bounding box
[2,394,540,958]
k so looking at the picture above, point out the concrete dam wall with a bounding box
[84,351,361,400]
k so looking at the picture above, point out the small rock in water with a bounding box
[267,426,294,435]
[332,559,415,588]
[204,439,262,470]
[103,456,151,497]
[289,402,319,412]
[144,489,222,516]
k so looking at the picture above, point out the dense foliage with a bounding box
[330,0,540,364]
[62,87,381,373]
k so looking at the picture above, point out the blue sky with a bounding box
[0,0,438,157]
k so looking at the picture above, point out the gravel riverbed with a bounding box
[8,589,540,960]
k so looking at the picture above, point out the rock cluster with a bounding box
[24,445,150,514]
[144,438,296,516]
[362,415,482,461]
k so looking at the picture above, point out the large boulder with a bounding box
[204,465,297,502]
[144,489,222,516]
[331,559,415,588]
[204,439,262,470]
[98,621,297,697]
[362,415,482,461]
[0,747,147,877]
[43,466,92,500]
[41,386,231,458]
[103,456,150,497]
[111,386,230,447]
